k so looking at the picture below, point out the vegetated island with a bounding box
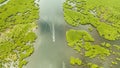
[64,0,120,68]
[0,0,39,68]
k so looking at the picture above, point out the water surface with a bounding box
[25,0,120,68]
[25,0,76,68]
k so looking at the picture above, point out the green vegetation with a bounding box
[64,0,120,68]
[84,44,110,59]
[116,58,120,61]
[0,23,37,68]
[70,56,82,65]
[66,29,120,68]
[66,30,110,59]
[111,61,117,65]
[66,29,94,47]
[0,0,6,4]
[88,27,93,32]
[70,56,104,68]
[0,0,39,68]
[87,63,103,68]
[0,0,39,32]
[63,0,120,40]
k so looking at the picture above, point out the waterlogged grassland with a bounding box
[66,29,120,68]
[64,0,120,68]
[70,56,104,68]
[64,0,120,40]
[0,0,39,68]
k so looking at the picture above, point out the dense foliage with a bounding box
[0,0,6,4]
[64,0,120,40]
[0,0,39,68]
[0,0,39,32]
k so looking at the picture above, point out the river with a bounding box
[25,0,77,68]
[25,0,120,68]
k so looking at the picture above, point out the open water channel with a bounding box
[25,0,77,68]
[25,0,120,68]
